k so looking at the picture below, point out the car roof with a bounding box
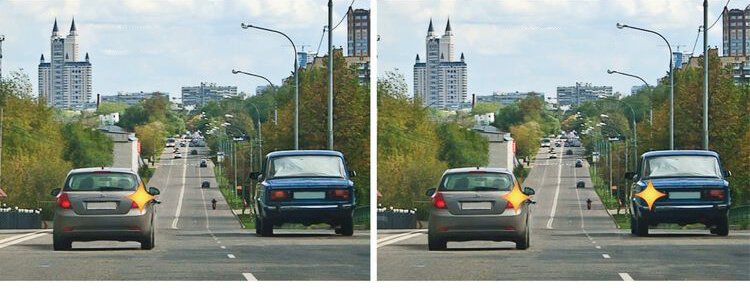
[68,167,137,175]
[641,150,719,158]
[266,150,344,158]
[444,167,513,174]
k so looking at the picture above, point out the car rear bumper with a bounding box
[635,203,729,225]
[260,204,354,225]
[428,209,527,241]
[53,209,153,241]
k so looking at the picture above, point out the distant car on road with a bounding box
[540,138,551,148]
[250,150,357,237]
[191,149,198,155]
[51,167,160,250]
[174,152,182,159]
[626,150,732,236]
[179,142,186,147]
[566,149,573,155]
[425,167,535,250]
[575,159,583,167]
[200,159,207,168]
[549,152,557,159]
[201,181,210,188]
[165,138,176,148]
[576,180,585,188]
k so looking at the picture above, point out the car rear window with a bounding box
[644,155,722,179]
[64,172,139,191]
[268,155,346,178]
[439,172,514,191]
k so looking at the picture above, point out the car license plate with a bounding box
[461,202,492,210]
[294,191,326,199]
[86,202,118,210]
[669,191,701,199]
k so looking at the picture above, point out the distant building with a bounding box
[673,51,692,69]
[347,7,370,57]
[687,47,749,85]
[631,85,648,95]
[298,51,309,69]
[722,5,750,57]
[38,18,93,110]
[99,113,119,126]
[474,113,495,126]
[181,82,238,107]
[476,91,545,105]
[413,18,468,109]
[256,85,271,95]
[557,82,613,106]
[100,91,170,106]
[311,47,370,86]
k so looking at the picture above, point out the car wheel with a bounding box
[635,216,649,237]
[340,215,354,236]
[52,234,71,251]
[141,228,155,250]
[260,217,274,236]
[630,215,637,235]
[715,215,729,236]
[427,233,447,251]
[516,219,530,250]
[254,215,262,235]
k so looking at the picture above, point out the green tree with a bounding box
[61,123,114,168]
[437,122,489,167]
[135,121,166,162]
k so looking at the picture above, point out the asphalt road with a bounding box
[0,145,369,280]
[377,144,750,280]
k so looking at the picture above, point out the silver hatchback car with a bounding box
[51,168,160,250]
[426,167,535,251]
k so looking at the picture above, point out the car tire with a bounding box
[53,234,71,251]
[715,215,729,236]
[254,215,262,235]
[630,215,637,235]
[141,228,155,250]
[516,217,530,250]
[340,215,354,236]
[427,234,447,251]
[260,217,274,236]
[635,216,649,237]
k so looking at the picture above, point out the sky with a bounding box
[378,0,750,102]
[0,0,370,102]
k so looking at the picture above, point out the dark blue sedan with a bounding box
[626,150,731,236]
[250,150,356,236]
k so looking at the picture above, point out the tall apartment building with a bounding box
[347,7,370,57]
[557,82,613,107]
[181,82,237,107]
[100,91,170,106]
[38,18,93,110]
[414,19,468,109]
[722,5,750,57]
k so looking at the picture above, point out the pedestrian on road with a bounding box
[211,198,217,210]
[586,198,592,210]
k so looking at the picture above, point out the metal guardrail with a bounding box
[353,205,369,226]
[730,205,750,225]
[0,207,42,229]
[377,208,417,229]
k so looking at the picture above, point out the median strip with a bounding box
[377,232,424,248]
[602,254,611,259]
[227,254,236,259]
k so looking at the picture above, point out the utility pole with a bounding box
[0,35,5,79]
[0,108,4,186]
[327,0,334,150]
[702,0,709,150]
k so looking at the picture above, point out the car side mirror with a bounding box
[523,187,535,195]
[249,172,262,181]
[148,187,161,196]
[426,188,436,197]
[50,188,61,197]
[624,172,635,180]
[350,170,357,177]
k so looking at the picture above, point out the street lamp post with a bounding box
[598,96,638,168]
[247,102,263,169]
[607,69,652,125]
[232,69,277,125]
[617,23,674,150]
[241,23,299,150]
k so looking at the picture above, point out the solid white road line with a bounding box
[602,254,611,259]
[377,230,425,243]
[546,145,564,229]
[0,233,48,249]
[171,144,189,229]
[227,254,235,259]
[243,273,258,281]
[619,273,634,281]
[377,232,423,248]
[0,230,50,245]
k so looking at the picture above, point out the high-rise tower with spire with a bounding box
[38,17,92,110]
[414,18,467,109]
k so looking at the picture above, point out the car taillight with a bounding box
[131,200,139,209]
[432,192,446,209]
[269,190,289,201]
[505,200,514,209]
[707,189,725,200]
[57,193,71,209]
[329,189,349,200]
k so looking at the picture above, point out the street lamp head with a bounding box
[616,23,626,29]
[240,23,251,29]
[607,69,614,74]
[231,69,239,74]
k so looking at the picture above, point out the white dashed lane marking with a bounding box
[602,254,611,259]
[619,273,634,281]
[243,273,258,281]
[227,254,235,259]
